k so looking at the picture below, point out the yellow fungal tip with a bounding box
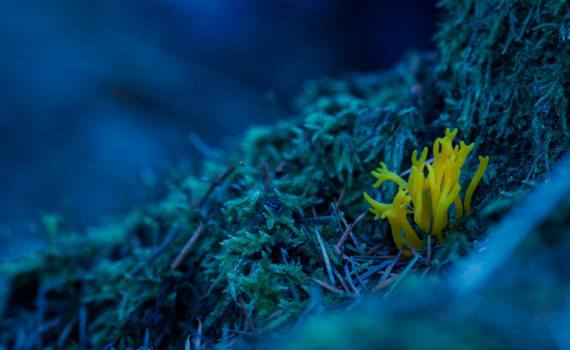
[363,128,489,254]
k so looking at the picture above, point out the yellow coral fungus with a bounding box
[363,128,489,254]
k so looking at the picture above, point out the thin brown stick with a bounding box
[299,224,319,253]
[378,245,404,284]
[260,162,272,192]
[129,228,180,278]
[402,244,422,258]
[332,268,351,294]
[372,274,399,292]
[334,183,347,209]
[341,216,361,248]
[238,297,256,333]
[275,160,286,174]
[366,243,383,255]
[310,278,342,294]
[199,166,235,207]
[335,210,368,251]
[344,264,359,295]
[330,202,345,239]
[171,222,205,271]
[383,255,421,298]
[333,247,352,265]
[267,309,285,320]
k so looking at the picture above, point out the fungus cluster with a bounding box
[363,128,489,254]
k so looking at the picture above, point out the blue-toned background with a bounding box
[0,0,437,255]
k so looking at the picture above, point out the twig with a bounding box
[275,160,286,174]
[199,166,235,207]
[344,264,359,295]
[341,216,361,248]
[315,229,336,286]
[299,224,318,253]
[334,183,347,209]
[260,162,272,193]
[335,210,367,251]
[366,243,383,255]
[372,274,399,292]
[356,261,391,283]
[349,258,368,292]
[378,245,404,284]
[310,278,342,294]
[383,255,421,299]
[129,228,180,278]
[171,222,205,271]
[330,203,345,240]
[332,268,351,294]
[267,309,285,320]
[238,297,256,333]
[402,244,422,259]
[332,248,351,266]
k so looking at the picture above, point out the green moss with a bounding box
[434,0,569,188]
[1,1,569,348]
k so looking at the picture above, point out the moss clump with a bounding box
[0,55,439,349]
[434,0,569,189]
[1,0,569,348]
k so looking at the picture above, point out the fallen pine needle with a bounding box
[311,278,342,294]
[171,221,205,271]
[383,255,420,299]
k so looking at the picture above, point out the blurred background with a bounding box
[0,0,438,256]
